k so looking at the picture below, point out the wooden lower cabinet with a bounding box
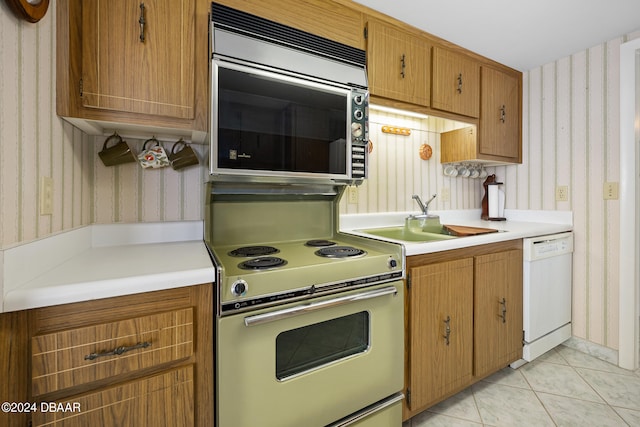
[403,240,523,421]
[407,258,474,411]
[32,367,194,427]
[0,284,213,427]
[474,249,523,378]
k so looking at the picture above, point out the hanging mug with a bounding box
[168,139,199,170]
[138,137,170,169]
[98,132,137,166]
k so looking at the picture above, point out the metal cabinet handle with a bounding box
[500,105,506,123]
[400,54,406,79]
[84,341,151,361]
[139,3,146,43]
[499,297,507,323]
[457,73,463,93]
[443,315,451,346]
[244,286,398,327]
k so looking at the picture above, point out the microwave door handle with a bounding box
[243,286,398,327]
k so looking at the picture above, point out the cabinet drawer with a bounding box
[32,366,194,427]
[31,308,193,396]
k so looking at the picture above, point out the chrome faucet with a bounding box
[412,194,437,217]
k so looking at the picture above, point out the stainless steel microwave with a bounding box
[210,3,370,183]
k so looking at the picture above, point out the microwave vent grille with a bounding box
[211,2,366,68]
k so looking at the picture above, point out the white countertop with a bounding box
[341,209,573,256]
[1,221,216,313]
[0,210,572,313]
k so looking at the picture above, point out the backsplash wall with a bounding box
[92,136,207,224]
[339,112,481,214]
[0,3,93,249]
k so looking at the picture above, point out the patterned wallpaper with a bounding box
[0,3,206,249]
[1,2,638,353]
[492,31,640,351]
[1,3,92,248]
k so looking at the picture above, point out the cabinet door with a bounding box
[408,258,473,410]
[440,126,477,164]
[32,367,194,427]
[82,0,195,119]
[367,18,430,106]
[431,47,479,118]
[474,249,523,378]
[479,67,520,159]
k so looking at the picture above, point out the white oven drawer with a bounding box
[217,281,404,427]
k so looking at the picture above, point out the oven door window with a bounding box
[215,63,349,176]
[275,312,369,380]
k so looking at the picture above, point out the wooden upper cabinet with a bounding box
[479,66,521,160]
[82,0,195,120]
[214,0,364,48]
[431,47,480,118]
[366,18,430,107]
[56,0,209,141]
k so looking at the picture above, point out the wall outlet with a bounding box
[40,177,53,215]
[440,187,450,202]
[555,185,569,202]
[347,186,358,204]
[603,182,619,200]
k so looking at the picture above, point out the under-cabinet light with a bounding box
[369,104,429,119]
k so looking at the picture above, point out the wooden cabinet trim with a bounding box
[407,239,522,268]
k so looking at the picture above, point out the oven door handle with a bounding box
[244,286,398,327]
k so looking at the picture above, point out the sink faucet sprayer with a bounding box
[412,194,437,217]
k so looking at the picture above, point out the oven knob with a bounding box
[231,280,248,297]
[388,258,398,269]
[353,108,364,120]
[353,94,364,106]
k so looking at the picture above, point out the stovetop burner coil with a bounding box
[315,246,367,258]
[238,256,288,270]
[229,246,279,257]
[305,239,337,247]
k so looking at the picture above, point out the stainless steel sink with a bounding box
[357,226,458,242]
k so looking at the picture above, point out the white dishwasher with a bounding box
[521,231,574,362]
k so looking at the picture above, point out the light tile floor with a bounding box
[403,345,640,426]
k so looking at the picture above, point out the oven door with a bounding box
[217,281,404,427]
[211,57,353,180]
